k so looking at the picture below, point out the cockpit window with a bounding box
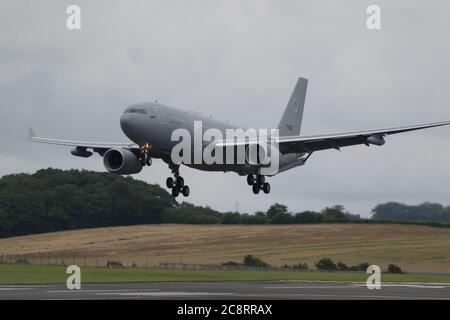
[127,108,147,115]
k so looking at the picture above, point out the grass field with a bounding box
[1,264,450,285]
[1,224,450,273]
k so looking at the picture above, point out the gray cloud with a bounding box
[1,0,450,216]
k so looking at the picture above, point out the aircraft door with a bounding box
[154,106,167,124]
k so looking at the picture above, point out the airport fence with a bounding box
[0,254,309,272]
[2,254,450,275]
[0,254,146,269]
[157,262,306,272]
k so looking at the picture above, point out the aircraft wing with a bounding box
[277,121,450,154]
[28,127,138,151]
[215,121,450,154]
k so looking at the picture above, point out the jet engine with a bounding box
[245,143,280,166]
[103,148,143,174]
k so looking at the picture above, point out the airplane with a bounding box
[28,77,450,198]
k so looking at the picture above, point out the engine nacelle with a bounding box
[103,148,143,175]
[245,143,280,166]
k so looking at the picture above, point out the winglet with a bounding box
[28,127,36,139]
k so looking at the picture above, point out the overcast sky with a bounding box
[1,0,450,217]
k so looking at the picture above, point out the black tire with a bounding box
[146,158,152,166]
[171,187,180,197]
[176,176,184,188]
[262,182,271,194]
[166,177,174,189]
[257,175,265,184]
[252,184,260,194]
[247,175,255,186]
[181,185,190,197]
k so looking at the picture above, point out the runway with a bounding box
[1,281,450,300]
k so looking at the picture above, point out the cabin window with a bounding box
[127,108,147,114]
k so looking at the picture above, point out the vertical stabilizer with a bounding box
[277,77,308,137]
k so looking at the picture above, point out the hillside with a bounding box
[2,169,450,240]
[0,168,177,237]
[1,224,449,273]
[0,169,355,238]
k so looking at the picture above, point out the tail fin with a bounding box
[28,126,36,139]
[277,77,308,137]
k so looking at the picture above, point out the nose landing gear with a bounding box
[248,174,270,194]
[140,143,152,166]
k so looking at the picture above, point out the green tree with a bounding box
[372,202,450,222]
[337,261,349,271]
[387,264,403,274]
[243,255,270,268]
[315,258,337,271]
[266,203,289,221]
[356,262,370,271]
[221,212,242,224]
[0,169,177,237]
[321,205,348,223]
[295,211,323,223]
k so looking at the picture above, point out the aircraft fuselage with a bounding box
[119,102,300,175]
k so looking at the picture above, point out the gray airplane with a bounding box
[29,77,450,197]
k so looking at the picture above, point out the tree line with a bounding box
[0,168,449,238]
[371,202,450,222]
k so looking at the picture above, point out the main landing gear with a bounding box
[247,174,270,195]
[166,169,190,198]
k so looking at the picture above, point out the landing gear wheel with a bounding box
[181,185,190,197]
[146,157,152,166]
[176,176,184,188]
[247,175,255,186]
[172,186,180,197]
[166,177,174,189]
[257,175,265,185]
[252,184,261,194]
[262,182,271,194]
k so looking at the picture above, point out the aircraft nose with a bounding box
[120,113,131,134]
[120,111,148,145]
[120,113,138,141]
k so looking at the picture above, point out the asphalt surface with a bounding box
[1,281,450,300]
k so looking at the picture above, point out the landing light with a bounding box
[140,142,152,151]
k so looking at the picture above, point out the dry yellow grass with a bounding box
[1,224,450,272]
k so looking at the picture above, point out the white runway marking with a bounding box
[2,282,450,299]
[0,286,35,288]
[262,285,362,289]
[263,283,450,290]
[374,284,448,289]
[47,289,161,293]
[95,291,235,297]
[349,283,450,289]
